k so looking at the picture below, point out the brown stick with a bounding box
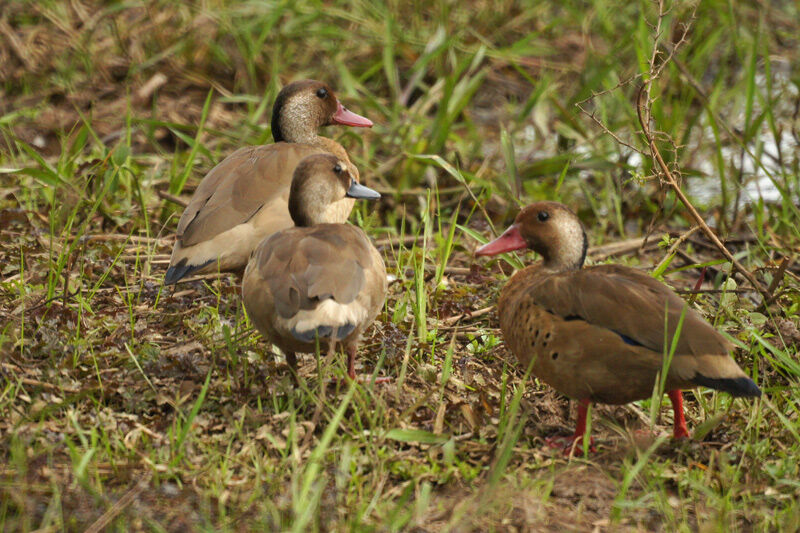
[374,234,426,248]
[652,226,701,274]
[157,189,190,208]
[675,288,754,295]
[440,305,495,326]
[759,256,792,310]
[587,237,648,260]
[1,363,82,394]
[765,256,791,296]
[84,473,152,533]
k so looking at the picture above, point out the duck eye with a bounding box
[537,211,550,222]
[333,164,342,174]
[316,88,328,99]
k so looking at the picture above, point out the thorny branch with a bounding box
[575,2,696,241]
[575,73,648,157]
[575,0,773,303]
[636,0,771,303]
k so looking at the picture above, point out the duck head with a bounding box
[288,154,380,227]
[271,80,373,143]
[475,201,588,272]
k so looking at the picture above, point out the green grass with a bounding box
[1,0,799,530]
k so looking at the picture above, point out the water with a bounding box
[686,66,798,207]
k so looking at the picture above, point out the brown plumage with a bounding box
[476,201,760,450]
[165,80,373,284]
[242,154,386,380]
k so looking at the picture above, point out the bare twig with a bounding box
[574,107,647,156]
[157,189,190,208]
[574,73,648,157]
[84,473,152,533]
[759,256,792,309]
[587,237,648,260]
[652,226,701,274]
[82,233,172,246]
[667,46,786,172]
[675,288,754,295]
[634,0,770,303]
[374,234,426,248]
[440,305,495,326]
[386,263,474,277]
[1,363,81,394]
[372,185,463,196]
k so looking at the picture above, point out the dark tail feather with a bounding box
[291,323,356,343]
[691,375,762,397]
[292,325,333,343]
[164,258,213,285]
[335,323,356,339]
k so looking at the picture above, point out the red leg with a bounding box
[693,266,708,292]
[338,345,391,384]
[573,397,590,440]
[546,398,595,454]
[668,389,690,439]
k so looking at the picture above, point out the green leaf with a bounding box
[384,428,449,444]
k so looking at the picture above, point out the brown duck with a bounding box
[476,201,761,450]
[242,153,386,380]
[164,80,373,284]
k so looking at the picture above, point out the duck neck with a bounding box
[290,207,314,227]
[272,116,318,144]
[290,196,355,228]
[288,188,316,227]
[541,226,588,273]
[273,121,352,165]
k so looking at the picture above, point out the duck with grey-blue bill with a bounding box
[242,154,388,382]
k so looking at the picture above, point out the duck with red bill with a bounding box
[475,201,761,455]
[164,79,374,285]
[475,224,527,256]
[332,101,373,128]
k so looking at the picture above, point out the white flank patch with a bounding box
[280,298,367,334]
[174,222,262,271]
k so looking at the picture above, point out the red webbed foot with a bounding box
[547,398,595,455]
[546,434,596,456]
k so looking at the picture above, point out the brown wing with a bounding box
[253,224,373,319]
[526,264,732,356]
[177,143,323,247]
[497,265,754,403]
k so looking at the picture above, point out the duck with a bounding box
[475,201,761,452]
[164,79,373,284]
[242,153,386,380]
